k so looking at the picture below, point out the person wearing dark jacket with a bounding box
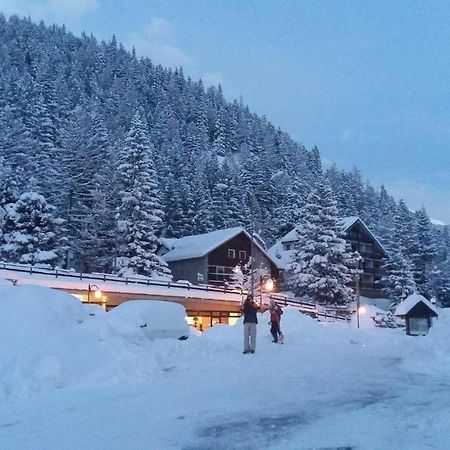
[241,294,259,354]
[269,301,283,343]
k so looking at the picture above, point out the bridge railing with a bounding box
[267,293,349,322]
[0,261,242,296]
[0,262,351,320]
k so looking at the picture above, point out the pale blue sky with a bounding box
[2,0,450,222]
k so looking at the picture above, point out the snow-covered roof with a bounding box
[280,228,298,244]
[269,216,386,270]
[431,218,446,227]
[161,227,274,263]
[394,294,439,317]
[159,237,178,250]
[340,216,360,231]
[280,217,359,244]
[267,240,293,270]
[342,217,386,255]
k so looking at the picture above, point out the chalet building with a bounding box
[268,217,387,297]
[158,227,278,287]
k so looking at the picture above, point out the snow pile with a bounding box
[107,300,189,341]
[0,285,87,396]
[0,286,190,398]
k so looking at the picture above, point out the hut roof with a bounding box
[394,293,439,317]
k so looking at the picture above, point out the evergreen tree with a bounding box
[286,180,358,305]
[115,112,170,278]
[380,246,417,306]
[428,265,450,306]
[411,206,437,296]
[1,192,61,267]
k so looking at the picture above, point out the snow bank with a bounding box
[0,286,189,398]
[0,285,88,397]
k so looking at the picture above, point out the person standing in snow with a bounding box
[269,301,283,343]
[241,294,260,354]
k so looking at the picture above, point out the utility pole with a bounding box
[356,258,361,328]
[250,190,255,299]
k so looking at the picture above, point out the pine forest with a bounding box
[1,15,449,304]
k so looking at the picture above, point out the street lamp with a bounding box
[248,191,256,300]
[87,284,102,304]
[355,257,362,328]
[259,274,274,307]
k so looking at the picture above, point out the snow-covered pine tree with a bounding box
[394,200,417,260]
[286,179,358,305]
[380,241,417,306]
[0,192,61,267]
[374,185,397,246]
[188,179,214,235]
[211,160,243,229]
[378,200,419,306]
[115,112,170,278]
[271,174,306,241]
[428,265,450,306]
[411,206,437,296]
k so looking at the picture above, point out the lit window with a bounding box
[228,249,236,259]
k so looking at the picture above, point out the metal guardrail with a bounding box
[0,262,242,296]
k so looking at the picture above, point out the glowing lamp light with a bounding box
[87,284,102,304]
[265,278,274,292]
[358,306,366,314]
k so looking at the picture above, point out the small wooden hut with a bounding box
[394,294,438,336]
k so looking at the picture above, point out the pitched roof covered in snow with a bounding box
[268,216,386,270]
[281,216,371,243]
[160,227,272,263]
[394,294,439,317]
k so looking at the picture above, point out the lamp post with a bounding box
[249,191,255,300]
[87,284,102,304]
[355,258,361,328]
[259,274,274,307]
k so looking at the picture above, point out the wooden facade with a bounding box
[269,217,387,298]
[159,229,279,288]
[345,219,386,297]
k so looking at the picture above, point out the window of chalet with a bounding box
[228,249,236,259]
[359,243,373,253]
[207,265,234,282]
[284,243,291,251]
[239,250,246,260]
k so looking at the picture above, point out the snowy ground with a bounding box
[1,285,449,450]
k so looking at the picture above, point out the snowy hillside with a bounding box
[1,285,449,449]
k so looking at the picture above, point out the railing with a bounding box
[268,293,349,322]
[0,262,350,321]
[0,261,243,296]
